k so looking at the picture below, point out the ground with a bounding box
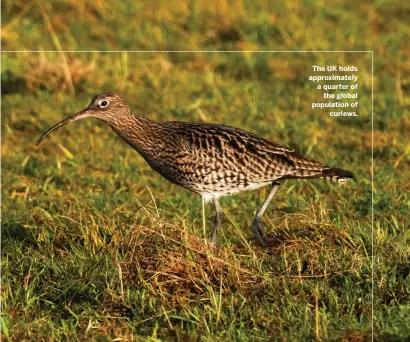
[1,1,409,341]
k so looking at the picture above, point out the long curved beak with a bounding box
[36,109,91,146]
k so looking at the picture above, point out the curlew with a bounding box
[36,92,354,246]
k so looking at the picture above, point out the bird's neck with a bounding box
[107,112,163,156]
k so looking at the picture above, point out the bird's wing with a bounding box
[171,122,327,181]
[172,122,292,154]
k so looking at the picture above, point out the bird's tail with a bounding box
[283,151,354,184]
[321,167,354,184]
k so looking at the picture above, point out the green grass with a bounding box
[2,1,410,341]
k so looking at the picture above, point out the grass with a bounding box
[1,1,410,341]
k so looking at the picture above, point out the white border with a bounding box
[0,49,374,340]
[3,50,371,53]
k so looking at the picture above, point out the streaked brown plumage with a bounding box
[36,92,354,246]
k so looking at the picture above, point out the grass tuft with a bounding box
[2,1,409,339]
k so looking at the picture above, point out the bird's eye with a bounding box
[99,100,109,108]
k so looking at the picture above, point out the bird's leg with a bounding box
[252,182,280,246]
[211,198,223,243]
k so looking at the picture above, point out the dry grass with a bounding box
[2,0,409,340]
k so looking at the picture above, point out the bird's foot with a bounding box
[210,231,218,245]
[206,237,220,253]
[252,219,269,247]
[210,219,222,245]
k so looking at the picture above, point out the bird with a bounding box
[36,92,354,246]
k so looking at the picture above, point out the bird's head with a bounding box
[36,92,130,146]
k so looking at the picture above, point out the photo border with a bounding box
[0,49,374,339]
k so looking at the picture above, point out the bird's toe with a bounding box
[251,219,270,247]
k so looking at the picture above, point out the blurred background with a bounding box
[1,0,409,341]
